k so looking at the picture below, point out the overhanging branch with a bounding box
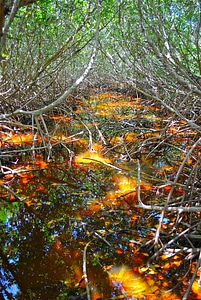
[0,3,101,119]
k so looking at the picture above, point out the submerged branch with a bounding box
[135,203,201,213]
[83,241,92,300]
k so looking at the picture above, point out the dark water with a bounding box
[0,93,199,299]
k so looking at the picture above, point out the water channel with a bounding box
[0,92,200,299]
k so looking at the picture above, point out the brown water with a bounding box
[0,92,200,299]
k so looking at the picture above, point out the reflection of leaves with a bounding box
[0,202,20,223]
[0,206,10,223]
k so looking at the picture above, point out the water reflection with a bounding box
[0,92,198,299]
[0,172,156,299]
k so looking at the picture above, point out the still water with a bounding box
[0,93,200,299]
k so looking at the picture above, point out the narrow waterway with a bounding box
[0,92,200,299]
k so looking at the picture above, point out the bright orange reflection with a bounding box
[75,150,111,165]
[108,265,157,298]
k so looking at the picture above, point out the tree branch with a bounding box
[0,0,20,54]
[0,3,101,119]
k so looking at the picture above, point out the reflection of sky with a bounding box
[156,213,169,224]
[4,215,19,234]
[0,269,20,299]
[5,217,12,228]
[1,215,21,298]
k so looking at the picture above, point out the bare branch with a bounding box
[0,0,20,53]
[0,3,101,119]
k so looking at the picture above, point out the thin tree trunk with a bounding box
[0,0,4,38]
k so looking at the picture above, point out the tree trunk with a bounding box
[0,0,5,37]
[0,0,41,57]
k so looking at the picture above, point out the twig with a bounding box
[0,184,23,202]
[148,223,199,263]
[83,241,92,300]
[93,231,112,247]
[136,159,153,209]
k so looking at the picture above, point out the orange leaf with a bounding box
[36,185,45,191]
[9,195,15,201]
[34,160,48,168]
[192,281,201,299]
